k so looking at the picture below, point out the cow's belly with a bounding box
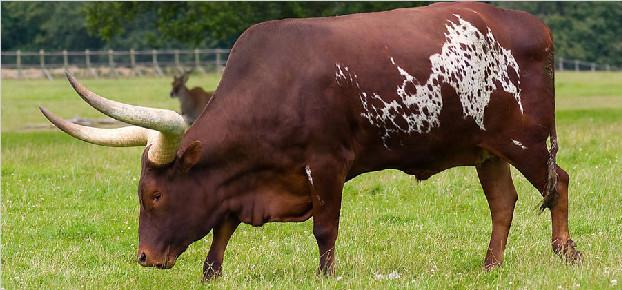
[236,185,313,226]
[348,140,488,181]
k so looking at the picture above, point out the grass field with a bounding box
[2,72,621,289]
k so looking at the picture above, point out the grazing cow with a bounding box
[170,72,213,124]
[40,2,581,281]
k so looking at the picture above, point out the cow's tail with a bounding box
[541,124,559,211]
[541,44,559,211]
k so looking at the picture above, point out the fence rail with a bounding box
[556,57,620,72]
[1,49,620,80]
[1,49,230,79]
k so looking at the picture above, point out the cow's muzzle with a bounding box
[137,248,177,269]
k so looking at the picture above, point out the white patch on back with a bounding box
[512,139,527,150]
[305,165,314,187]
[335,15,523,146]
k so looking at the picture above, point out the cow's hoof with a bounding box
[553,239,582,264]
[202,272,221,282]
[316,267,336,277]
[483,260,502,271]
[202,268,222,282]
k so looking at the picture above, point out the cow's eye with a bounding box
[152,192,162,202]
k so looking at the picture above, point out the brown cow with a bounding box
[170,72,213,124]
[40,2,581,281]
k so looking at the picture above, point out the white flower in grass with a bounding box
[374,271,400,280]
[387,271,400,279]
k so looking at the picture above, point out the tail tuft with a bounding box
[540,128,559,211]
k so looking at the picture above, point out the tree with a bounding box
[3,2,620,66]
[497,2,622,66]
[82,2,428,49]
[1,2,103,50]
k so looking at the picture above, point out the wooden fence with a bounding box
[557,57,620,72]
[1,49,619,80]
[1,49,230,80]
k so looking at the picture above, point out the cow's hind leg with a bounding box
[203,216,240,281]
[484,141,581,264]
[549,166,582,262]
[476,157,518,270]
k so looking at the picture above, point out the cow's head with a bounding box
[41,72,214,269]
[170,71,190,98]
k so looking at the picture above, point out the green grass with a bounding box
[2,72,622,289]
[1,74,221,132]
[555,72,622,111]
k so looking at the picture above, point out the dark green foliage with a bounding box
[496,2,622,66]
[81,2,427,48]
[0,2,103,50]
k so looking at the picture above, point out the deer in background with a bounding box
[170,71,214,125]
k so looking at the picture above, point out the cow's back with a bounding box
[193,3,555,177]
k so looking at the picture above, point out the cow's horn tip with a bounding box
[39,106,57,124]
[39,106,56,120]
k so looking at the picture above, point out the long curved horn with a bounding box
[40,107,150,146]
[40,107,180,164]
[66,72,187,135]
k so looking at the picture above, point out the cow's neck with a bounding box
[186,123,312,227]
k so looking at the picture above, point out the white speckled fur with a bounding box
[305,165,314,187]
[512,139,527,150]
[335,15,523,145]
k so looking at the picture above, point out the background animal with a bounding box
[40,2,581,281]
[170,71,214,124]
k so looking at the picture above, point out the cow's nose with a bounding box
[138,252,147,266]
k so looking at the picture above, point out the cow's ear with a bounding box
[178,141,202,172]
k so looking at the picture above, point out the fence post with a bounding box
[194,49,199,68]
[558,57,564,71]
[16,50,22,79]
[591,63,596,72]
[174,49,183,74]
[606,64,611,71]
[85,49,90,68]
[193,49,205,74]
[574,60,579,72]
[63,50,69,69]
[152,49,163,76]
[39,49,53,80]
[39,49,44,68]
[216,50,223,73]
[130,49,141,77]
[108,49,118,77]
[86,49,98,79]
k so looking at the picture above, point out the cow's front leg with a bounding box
[313,207,341,276]
[476,157,518,270]
[203,216,240,281]
[307,159,347,276]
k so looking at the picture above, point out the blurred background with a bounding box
[2,2,621,79]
